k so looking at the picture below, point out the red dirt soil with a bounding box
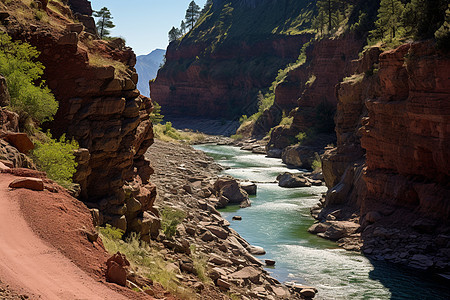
[0,173,151,299]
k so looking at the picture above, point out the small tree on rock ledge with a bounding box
[94,7,115,39]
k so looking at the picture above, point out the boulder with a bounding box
[240,181,257,195]
[282,145,316,169]
[265,259,275,266]
[248,245,266,255]
[206,225,229,240]
[57,32,78,45]
[106,252,130,286]
[229,266,262,283]
[9,177,44,191]
[232,216,242,221]
[66,23,84,34]
[0,108,19,132]
[214,177,249,206]
[3,132,34,154]
[277,172,312,188]
[216,278,231,290]
[308,222,330,234]
[317,221,360,241]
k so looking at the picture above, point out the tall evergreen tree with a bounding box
[373,0,404,40]
[403,0,448,40]
[316,0,341,33]
[180,20,187,35]
[185,1,201,30]
[168,27,182,42]
[93,7,115,39]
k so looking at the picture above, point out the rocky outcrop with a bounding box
[151,0,315,119]
[313,41,450,272]
[361,41,450,222]
[267,35,364,153]
[3,1,157,240]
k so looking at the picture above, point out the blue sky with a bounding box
[91,0,206,55]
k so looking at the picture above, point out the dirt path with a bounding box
[0,174,128,300]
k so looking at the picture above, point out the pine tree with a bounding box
[93,7,115,39]
[201,0,213,15]
[373,0,404,40]
[316,0,342,33]
[403,0,448,40]
[180,20,187,35]
[168,27,182,42]
[313,10,327,36]
[185,1,201,30]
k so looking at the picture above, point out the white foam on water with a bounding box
[277,245,391,300]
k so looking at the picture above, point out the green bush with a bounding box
[31,131,79,187]
[161,207,186,238]
[163,121,182,140]
[150,101,164,124]
[0,32,58,125]
[311,153,322,171]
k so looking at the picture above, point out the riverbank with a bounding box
[145,140,314,299]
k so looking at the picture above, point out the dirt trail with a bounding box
[0,174,128,300]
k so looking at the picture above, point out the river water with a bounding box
[194,144,450,300]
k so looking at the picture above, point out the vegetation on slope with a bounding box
[0,30,78,187]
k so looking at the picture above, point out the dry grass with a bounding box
[88,53,128,78]
[99,225,198,299]
[153,123,207,144]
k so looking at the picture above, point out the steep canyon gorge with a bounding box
[153,0,450,274]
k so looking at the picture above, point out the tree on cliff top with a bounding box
[371,0,404,40]
[168,27,182,42]
[185,1,201,30]
[94,7,115,39]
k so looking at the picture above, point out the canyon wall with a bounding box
[2,1,158,240]
[151,0,315,119]
[320,41,450,271]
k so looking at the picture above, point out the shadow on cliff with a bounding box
[366,258,450,299]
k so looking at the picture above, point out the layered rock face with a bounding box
[317,41,450,271]
[151,0,315,119]
[4,2,157,239]
[361,42,450,221]
[152,34,311,119]
[267,35,364,167]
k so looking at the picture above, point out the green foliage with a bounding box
[239,115,248,124]
[185,0,201,30]
[435,5,450,50]
[311,153,322,172]
[230,133,243,140]
[150,101,164,124]
[190,245,212,284]
[161,207,186,238]
[162,122,181,140]
[31,131,79,187]
[371,0,404,41]
[279,116,293,126]
[0,32,58,125]
[296,132,307,144]
[403,0,448,40]
[98,224,124,241]
[168,26,182,42]
[94,7,115,39]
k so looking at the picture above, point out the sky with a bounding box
[91,0,207,56]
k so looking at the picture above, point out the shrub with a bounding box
[150,101,164,124]
[0,32,58,125]
[230,133,243,140]
[160,207,186,238]
[311,153,322,172]
[296,132,307,144]
[31,131,79,187]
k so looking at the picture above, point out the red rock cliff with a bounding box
[2,0,158,240]
[151,34,311,119]
[361,42,450,221]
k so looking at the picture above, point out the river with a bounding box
[194,144,450,300]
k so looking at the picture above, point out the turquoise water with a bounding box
[194,144,450,300]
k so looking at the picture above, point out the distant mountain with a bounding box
[135,49,166,97]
